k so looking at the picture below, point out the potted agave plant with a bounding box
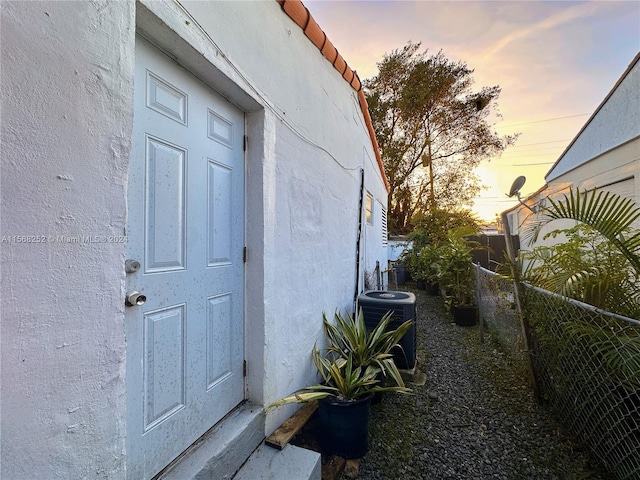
[269,309,412,458]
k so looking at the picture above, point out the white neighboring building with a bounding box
[502,52,640,248]
[0,1,389,478]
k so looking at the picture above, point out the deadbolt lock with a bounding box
[125,259,141,273]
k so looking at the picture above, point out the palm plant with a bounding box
[522,188,640,318]
[562,318,640,392]
[519,225,638,317]
[525,188,640,277]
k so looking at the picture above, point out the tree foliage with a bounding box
[364,42,517,234]
[408,207,480,249]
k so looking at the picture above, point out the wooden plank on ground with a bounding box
[265,401,318,449]
[343,459,360,479]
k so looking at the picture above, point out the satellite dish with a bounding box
[508,176,526,198]
[506,175,537,214]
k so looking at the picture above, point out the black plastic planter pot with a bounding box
[395,264,406,285]
[451,304,478,327]
[425,281,439,296]
[318,393,373,459]
[372,371,385,404]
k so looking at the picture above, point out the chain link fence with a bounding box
[476,265,640,480]
[475,264,525,357]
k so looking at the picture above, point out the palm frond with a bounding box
[526,188,640,276]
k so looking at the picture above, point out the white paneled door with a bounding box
[125,37,245,479]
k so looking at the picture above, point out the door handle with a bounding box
[125,290,146,307]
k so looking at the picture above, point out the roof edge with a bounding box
[276,0,389,192]
[501,183,549,216]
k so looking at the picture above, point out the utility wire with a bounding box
[511,139,572,147]
[512,161,555,166]
[497,113,590,128]
[500,153,562,160]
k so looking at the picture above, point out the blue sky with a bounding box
[305,0,640,221]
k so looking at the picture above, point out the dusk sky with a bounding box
[304,0,640,222]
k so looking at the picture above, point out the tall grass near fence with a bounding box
[476,265,640,480]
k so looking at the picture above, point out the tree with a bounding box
[407,207,480,249]
[364,42,516,234]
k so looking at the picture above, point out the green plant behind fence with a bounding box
[524,286,640,480]
[477,266,640,480]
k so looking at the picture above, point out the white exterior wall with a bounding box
[176,0,388,432]
[1,1,135,478]
[1,0,389,476]
[507,56,640,251]
[546,58,640,183]
[549,138,640,208]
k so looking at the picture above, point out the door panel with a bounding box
[145,137,187,272]
[126,37,245,479]
[143,304,186,430]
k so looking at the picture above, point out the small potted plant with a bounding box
[417,243,442,295]
[398,248,419,286]
[269,310,412,458]
[436,236,478,326]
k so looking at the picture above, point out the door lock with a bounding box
[125,290,146,307]
[125,259,141,273]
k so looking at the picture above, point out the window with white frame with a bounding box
[365,192,373,225]
[509,212,519,235]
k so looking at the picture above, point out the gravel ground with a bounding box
[357,286,607,480]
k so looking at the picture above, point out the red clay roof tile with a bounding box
[277,0,389,192]
[333,53,347,74]
[350,74,361,91]
[343,67,355,84]
[282,0,309,28]
[304,15,325,50]
[320,37,338,63]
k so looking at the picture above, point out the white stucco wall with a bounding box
[509,56,640,250]
[1,1,134,478]
[2,0,389,476]
[546,57,640,182]
[175,0,389,431]
[549,138,640,206]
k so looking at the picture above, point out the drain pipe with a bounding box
[353,168,365,313]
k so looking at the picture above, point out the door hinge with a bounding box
[243,360,247,377]
[243,246,247,263]
[243,135,248,152]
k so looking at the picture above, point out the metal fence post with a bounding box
[475,263,484,344]
[501,212,541,401]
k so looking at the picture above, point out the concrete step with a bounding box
[232,443,321,480]
[158,403,264,480]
